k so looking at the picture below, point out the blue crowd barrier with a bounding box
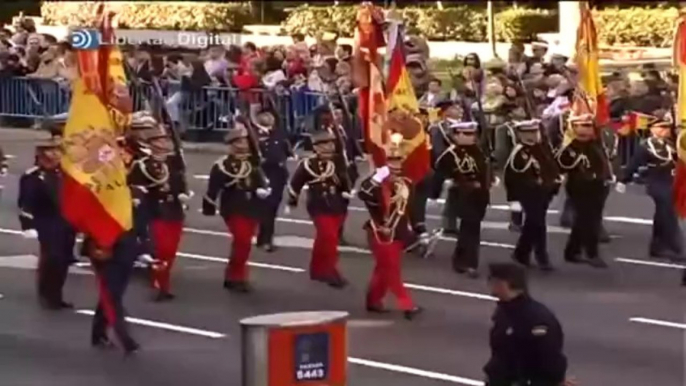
[0,77,330,140]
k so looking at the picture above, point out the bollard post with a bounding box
[241,311,348,386]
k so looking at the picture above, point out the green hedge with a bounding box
[283,5,683,47]
[282,5,557,43]
[41,1,255,32]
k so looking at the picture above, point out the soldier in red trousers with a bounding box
[286,127,351,288]
[358,133,423,320]
[202,119,271,293]
[128,114,190,301]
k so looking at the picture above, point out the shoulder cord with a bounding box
[455,148,478,174]
[556,144,589,170]
[304,158,336,184]
[647,138,675,166]
[506,144,537,173]
[218,158,252,188]
[139,159,169,188]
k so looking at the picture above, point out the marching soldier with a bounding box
[556,113,612,268]
[18,132,77,310]
[430,100,466,234]
[255,107,292,252]
[493,116,523,232]
[616,118,684,260]
[82,232,140,353]
[431,121,491,278]
[505,120,561,271]
[128,114,189,301]
[202,118,271,292]
[286,126,351,288]
[358,133,422,320]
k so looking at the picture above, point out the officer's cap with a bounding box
[450,121,478,133]
[514,119,541,131]
[567,113,594,126]
[488,263,528,291]
[551,52,569,61]
[310,128,336,145]
[224,126,249,144]
[35,132,61,150]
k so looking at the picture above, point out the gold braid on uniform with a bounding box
[370,178,410,244]
[139,159,170,188]
[304,157,337,184]
[505,144,540,173]
[217,157,252,188]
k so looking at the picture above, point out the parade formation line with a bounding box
[629,317,686,330]
[75,310,228,338]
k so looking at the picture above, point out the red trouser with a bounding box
[224,215,258,282]
[311,214,345,279]
[367,235,415,311]
[150,220,184,293]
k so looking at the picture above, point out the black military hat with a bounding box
[513,119,541,132]
[650,118,672,129]
[43,113,68,138]
[436,99,456,112]
[35,132,61,150]
[225,116,251,144]
[488,263,528,291]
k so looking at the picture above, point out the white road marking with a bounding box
[347,319,395,328]
[629,317,686,330]
[73,262,92,268]
[615,258,686,270]
[177,252,306,273]
[604,216,652,225]
[404,283,496,301]
[0,228,23,236]
[348,357,484,385]
[194,174,209,180]
[5,154,15,159]
[0,254,93,275]
[75,310,227,338]
[0,294,3,299]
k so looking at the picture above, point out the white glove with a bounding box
[509,201,523,212]
[256,187,272,199]
[288,155,298,161]
[284,206,292,215]
[137,254,156,264]
[0,167,7,177]
[492,176,501,188]
[341,189,356,199]
[615,182,626,194]
[22,229,38,239]
[132,198,141,207]
[178,190,195,203]
[427,198,439,206]
[372,166,390,183]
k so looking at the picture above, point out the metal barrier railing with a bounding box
[0,76,640,167]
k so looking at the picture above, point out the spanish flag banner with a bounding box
[671,12,686,218]
[385,11,429,183]
[574,2,609,128]
[61,6,133,248]
[612,111,655,136]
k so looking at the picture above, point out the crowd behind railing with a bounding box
[0,19,678,168]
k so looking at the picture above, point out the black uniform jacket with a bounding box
[287,156,349,216]
[431,144,491,221]
[357,175,413,243]
[484,294,567,385]
[18,166,69,231]
[556,139,612,187]
[128,156,186,222]
[621,137,676,186]
[203,155,268,219]
[504,143,561,202]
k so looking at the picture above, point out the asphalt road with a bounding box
[0,127,684,386]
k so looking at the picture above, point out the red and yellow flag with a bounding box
[574,2,609,128]
[385,13,429,183]
[672,12,686,218]
[61,5,133,248]
[612,111,654,136]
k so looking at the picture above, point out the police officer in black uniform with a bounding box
[556,113,612,268]
[617,118,684,260]
[18,132,77,310]
[505,120,561,271]
[431,121,491,278]
[255,107,292,252]
[484,263,568,386]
